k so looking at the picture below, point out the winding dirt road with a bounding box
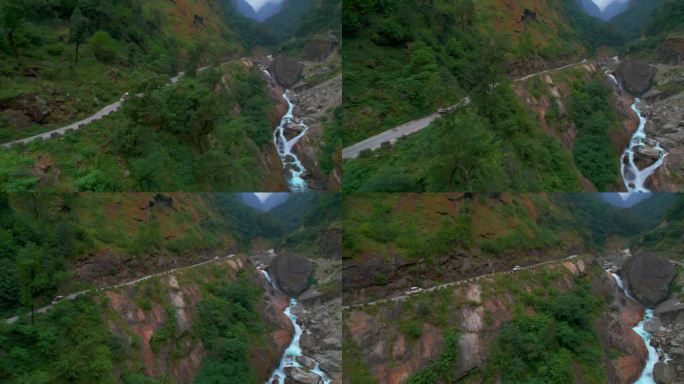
[342,254,580,310]
[342,59,588,160]
[4,254,237,325]
[0,63,227,149]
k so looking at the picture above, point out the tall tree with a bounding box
[17,243,49,324]
[0,0,27,58]
[69,7,89,67]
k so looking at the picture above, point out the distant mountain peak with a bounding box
[233,0,284,21]
[579,0,631,20]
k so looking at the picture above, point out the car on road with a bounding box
[405,287,423,295]
[52,295,65,303]
[214,256,220,260]
[512,265,523,271]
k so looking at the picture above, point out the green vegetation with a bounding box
[342,324,376,384]
[0,65,281,192]
[406,330,460,384]
[0,0,239,141]
[488,277,607,383]
[195,272,268,383]
[221,0,341,51]
[569,76,621,190]
[344,84,581,192]
[623,0,684,58]
[638,194,684,257]
[0,296,156,384]
[344,193,678,267]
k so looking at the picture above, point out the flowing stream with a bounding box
[620,99,668,192]
[260,269,331,384]
[273,91,310,192]
[610,272,658,383]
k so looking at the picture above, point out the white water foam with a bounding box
[620,99,667,192]
[260,268,331,384]
[609,271,658,383]
[273,91,310,192]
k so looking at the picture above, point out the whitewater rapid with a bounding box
[620,99,667,192]
[273,91,310,192]
[260,269,331,384]
[610,272,658,384]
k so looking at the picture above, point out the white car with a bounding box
[405,287,423,295]
[214,256,220,260]
[513,266,523,271]
[52,295,65,303]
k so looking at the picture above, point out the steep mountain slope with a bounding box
[343,193,680,383]
[0,0,243,141]
[341,0,637,192]
[0,59,290,192]
[344,257,647,384]
[636,193,684,258]
[602,0,630,20]
[609,0,666,41]
[233,0,259,19]
[343,193,668,303]
[0,192,341,383]
[579,0,603,18]
[0,0,307,192]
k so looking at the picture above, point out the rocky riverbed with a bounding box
[639,63,684,190]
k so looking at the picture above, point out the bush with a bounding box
[88,31,118,63]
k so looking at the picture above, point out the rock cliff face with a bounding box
[344,258,647,383]
[623,253,676,307]
[642,63,684,190]
[101,257,288,383]
[651,273,684,384]
[616,59,656,96]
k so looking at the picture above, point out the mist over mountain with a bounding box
[238,193,290,211]
[578,0,630,20]
[233,0,284,21]
[600,193,652,207]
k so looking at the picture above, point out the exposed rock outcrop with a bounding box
[652,296,684,382]
[304,34,339,62]
[270,57,303,88]
[616,59,655,96]
[623,254,676,307]
[660,36,684,65]
[644,88,684,191]
[271,253,313,296]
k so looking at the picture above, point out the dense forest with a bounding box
[344,193,679,267]
[341,0,626,192]
[0,192,340,319]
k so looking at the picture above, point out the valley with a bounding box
[342,192,684,384]
[0,0,341,192]
[342,0,684,192]
[0,192,342,383]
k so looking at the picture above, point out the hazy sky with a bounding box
[254,193,272,202]
[244,0,281,11]
[590,0,627,11]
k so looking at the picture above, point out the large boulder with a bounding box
[272,253,313,296]
[623,254,676,307]
[269,57,303,88]
[0,93,51,123]
[616,59,655,96]
[653,361,677,384]
[284,366,322,384]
